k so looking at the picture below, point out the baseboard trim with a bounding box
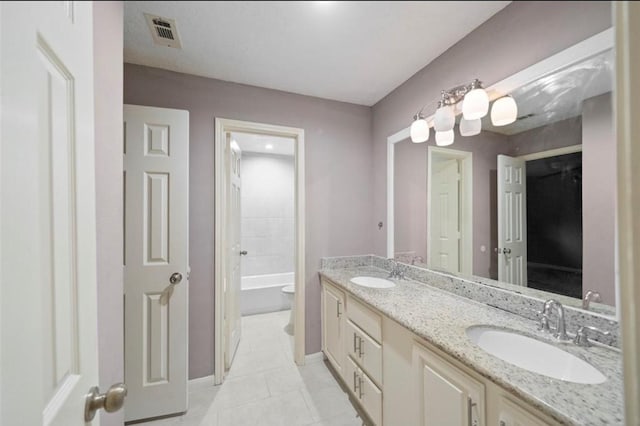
[305,352,325,364]
[188,374,216,391]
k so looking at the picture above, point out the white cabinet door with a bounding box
[1,2,101,425]
[497,155,527,286]
[497,396,550,426]
[124,105,189,421]
[322,281,345,375]
[413,343,485,426]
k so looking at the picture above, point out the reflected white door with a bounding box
[1,2,100,424]
[430,160,461,273]
[225,134,242,369]
[124,105,189,421]
[497,155,527,286]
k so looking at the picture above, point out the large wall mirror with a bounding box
[388,29,616,317]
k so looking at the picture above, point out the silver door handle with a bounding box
[503,248,511,254]
[170,272,183,284]
[495,248,511,255]
[85,383,127,421]
[240,250,248,256]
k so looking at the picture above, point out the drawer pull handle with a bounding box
[336,300,342,317]
[358,375,364,399]
[467,396,477,426]
[358,336,364,358]
[353,333,358,353]
[353,371,360,394]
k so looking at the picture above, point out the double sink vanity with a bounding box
[319,255,622,425]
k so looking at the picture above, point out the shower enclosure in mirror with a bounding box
[387,28,616,315]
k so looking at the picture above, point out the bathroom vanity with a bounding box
[319,256,622,426]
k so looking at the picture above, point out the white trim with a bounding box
[304,352,325,364]
[426,147,473,275]
[517,144,582,162]
[188,375,216,392]
[386,127,411,258]
[214,118,306,386]
[614,3,640,423]
[386,27,613,266]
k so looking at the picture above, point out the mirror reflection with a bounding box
[394,49,615,310]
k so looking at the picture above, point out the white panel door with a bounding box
[1,2,101,425]
[124,105,189,421]
[225,133,242,368]
[497,155,527,286]
[430,160,461,273]
[413,344,485,426]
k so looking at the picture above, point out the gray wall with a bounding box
[241,153,295,277]
[372,1,612,257]
[123,64,373,379]
[508,117,583,156]
[582,93,616,304]
[94,2,124,426]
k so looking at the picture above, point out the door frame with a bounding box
[615,2,640,423]
[214,118,305,384]
[426,146,473,275]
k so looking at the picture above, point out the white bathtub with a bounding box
[240,272,294,316]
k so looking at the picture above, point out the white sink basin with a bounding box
[466,326,606,384]
[350,276,396,289]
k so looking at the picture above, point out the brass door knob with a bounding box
[84,383,127,421]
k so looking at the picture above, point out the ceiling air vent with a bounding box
[144,13,182,49]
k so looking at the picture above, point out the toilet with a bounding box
[281,285,295,335]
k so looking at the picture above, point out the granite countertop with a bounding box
[319,265,623,425]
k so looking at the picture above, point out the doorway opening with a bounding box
[426,147,473,275]
[524,150,583,297]
[214,119,305,385]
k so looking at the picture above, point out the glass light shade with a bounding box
[491,96,518,126]
[435,130,455,146]
[410,118,430,143]
[459,118,481,136]
[462,88,489,120]
[434,105,455,132]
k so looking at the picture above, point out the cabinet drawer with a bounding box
[346,320,382,387]
[346,356,383,426]
[347,295,382,343]
[497,396,550,426]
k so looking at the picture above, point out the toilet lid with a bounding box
[281,285,295,294]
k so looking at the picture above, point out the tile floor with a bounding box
[139,310,364,426]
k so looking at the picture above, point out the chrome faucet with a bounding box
[582,290,602,310]
[573,325,611,347]
[388,259,404,280]
[540,299,570,341]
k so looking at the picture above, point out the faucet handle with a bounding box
[574,325,611,347]
[536,310,551,333]
[582,291,602,310]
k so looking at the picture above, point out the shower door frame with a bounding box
[214,118,306,385]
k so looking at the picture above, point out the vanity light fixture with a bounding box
[490,95,518,126]
[435,129,455,146]
[459,117,482,136]
[409,78,518,144]
[265,144,274,150]
[410,113,430,143]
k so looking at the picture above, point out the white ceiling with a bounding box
[232,132,295,156]
[123,1,511,106]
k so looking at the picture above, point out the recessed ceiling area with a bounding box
[124,1,511,106]
[232,132,295,157]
